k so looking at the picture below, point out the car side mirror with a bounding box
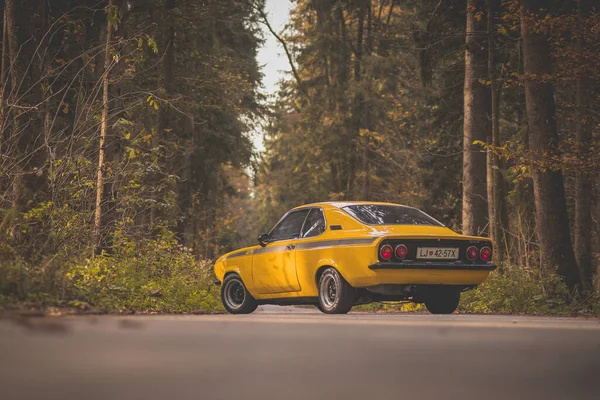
[258,233,270,247]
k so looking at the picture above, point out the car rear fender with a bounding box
[314,253,368,290]
[314,259,340,287]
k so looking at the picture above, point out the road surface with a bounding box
[1,307,600,400]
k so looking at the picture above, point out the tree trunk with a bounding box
[574,0,593,292]
[332,2,350,198]
[350,0,367,200]
[0,5,9,215]
[150,0,176,226]
[463,0,490,236]
[5,0,17,101]
[5,0,22,239]
[520,0,580,292]
[361,0,373,201]
[93,0,114,255]
[596,174,600,292]
[0,6,7,145]
[486,0,504,262]
[102,0,126,252]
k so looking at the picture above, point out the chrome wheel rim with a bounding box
[224,279,245,310]
[320,273,338,309]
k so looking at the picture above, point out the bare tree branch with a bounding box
[253,3,311,104]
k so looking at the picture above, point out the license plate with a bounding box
[417,247,459,260]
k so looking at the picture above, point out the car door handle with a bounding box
[286,244,296,250]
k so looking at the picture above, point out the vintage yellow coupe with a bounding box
[213,202,495,314]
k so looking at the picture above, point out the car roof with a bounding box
[294,201,409,210]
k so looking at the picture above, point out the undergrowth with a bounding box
[459,263,600,315]
[0,230,223,313]
[355,263,600,315]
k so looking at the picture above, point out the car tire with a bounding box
[317,267,355,314]
[424,286,460,314]
[221,274,258,314]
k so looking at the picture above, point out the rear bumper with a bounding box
[368,262,496,271]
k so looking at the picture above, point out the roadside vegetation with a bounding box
[460,265,600,316]
[1,1,599,314]
[358,265,600,316]
[1,230,223,313]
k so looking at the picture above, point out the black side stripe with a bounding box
[252,245,288,255]
[226,237,378,258]
[254,237,377,254]
[226,250,248,259]
[296,237,377,250]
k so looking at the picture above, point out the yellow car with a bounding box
[213,202,495,314]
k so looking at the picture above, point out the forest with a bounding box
[0,0,598,314]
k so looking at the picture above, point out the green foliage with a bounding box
[257,0,467,228]
[354,264,600,316]
[460,263,600,315]
[0,0,265,267]
[65,230,222,312]
[354,302,424,313]
[0,230,223,313]
[1,0,599,314]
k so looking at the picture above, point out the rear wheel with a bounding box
[317,268,355,314]
[424,286,460,314]
[221,274,258,314]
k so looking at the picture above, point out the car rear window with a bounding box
[342,205,443,226]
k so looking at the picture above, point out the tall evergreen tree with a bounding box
[520,0,580,291]
[462,0,490,236]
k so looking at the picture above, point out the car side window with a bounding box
[269,209,310,242]
[301,208,326,238]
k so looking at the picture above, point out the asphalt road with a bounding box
[1,307,600,400]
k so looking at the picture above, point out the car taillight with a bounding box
[467,246,479,261]
[480,246,492,261]
[380,245,393,260]
[395,244,408,259]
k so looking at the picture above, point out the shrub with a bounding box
[459,262,599,315]
[354,301,423,312]
[64,230,223,313]
[355,263,599,315]
[0,229,224,313]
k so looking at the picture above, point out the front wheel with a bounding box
[424,286,460,314]
[317,268,355,314]
[221,274,258,314]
